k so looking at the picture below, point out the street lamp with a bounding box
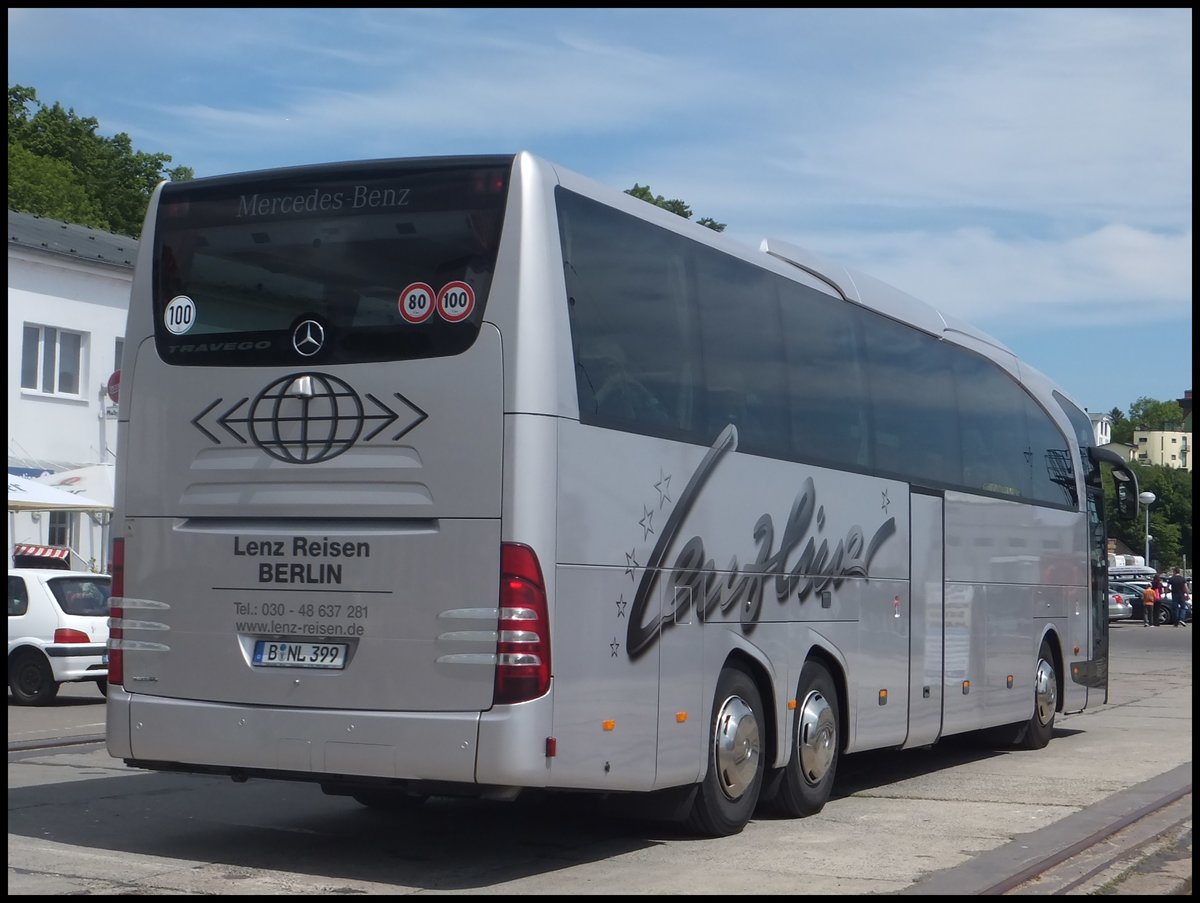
[1138,491,1156,567]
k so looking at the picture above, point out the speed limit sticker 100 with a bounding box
[436,281,475,322]
[164,295,197,335]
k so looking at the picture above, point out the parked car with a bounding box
[1112,580,1189,626]
[1107,588,1133,622]
[7,568,111,705]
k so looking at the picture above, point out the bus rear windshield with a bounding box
[152,158,512,366]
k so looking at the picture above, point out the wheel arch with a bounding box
[721,647,778,772]
[7,642,51,668]
[801,645,849,752]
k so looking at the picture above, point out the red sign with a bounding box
[107,370,120,403]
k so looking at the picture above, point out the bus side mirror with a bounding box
[1116,481,1135,519]
[1087,447,1139,520]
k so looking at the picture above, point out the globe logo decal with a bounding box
[249,373,364,464]
[190,373,427,463]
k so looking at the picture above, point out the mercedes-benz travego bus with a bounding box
[106,152,1139,837]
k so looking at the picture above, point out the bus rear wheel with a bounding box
[686,666,765,837]
[768,660,839,817]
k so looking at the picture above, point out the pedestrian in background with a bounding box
[1167,568,1189,627]
[1142,583,1158,626]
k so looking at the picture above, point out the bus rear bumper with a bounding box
[107,687,482,783]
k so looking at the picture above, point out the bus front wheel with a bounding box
[1013,639,1057,750]
[686,666,765,837]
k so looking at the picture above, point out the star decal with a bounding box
[615,594,627,618]
[654,469,672,509]
[624,549,640,581]
[610,637,621,657]
[881,488,890,513]
[639,504,655,541]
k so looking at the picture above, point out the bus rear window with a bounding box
[153,158,512,366]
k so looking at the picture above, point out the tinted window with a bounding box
[694,252,788,456]
[861,313,961,485]
[46,577,112,617]
[560,192,697,439]
[8,577,28,617]
[556,186,1072,509]
[154,157,512,367]
[954,354,1033,499]
[1054,390,1098,485]
[1026,393,1077,506]
[778,281,869,469]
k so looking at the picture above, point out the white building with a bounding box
[7,210,136,570]
[1131,428,1191,471]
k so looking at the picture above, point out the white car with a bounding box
[8,568,111,705]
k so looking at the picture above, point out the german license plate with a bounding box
[253,640,347,669]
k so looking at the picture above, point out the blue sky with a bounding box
[8,8,1192,417]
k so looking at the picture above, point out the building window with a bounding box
[48,511,74,547]
[21,325,85,396]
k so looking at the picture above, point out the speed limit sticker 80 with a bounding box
[398,282,435,323]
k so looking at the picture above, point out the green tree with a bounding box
[1100,395,1193,571]
[8,142,106,228]
[1126,397,1185,431]
[1108,407,1133,445]
[8,84,192,237]
[1105,462,1193,571]
[625,183,726,232]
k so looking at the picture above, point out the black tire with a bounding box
[1156,604,1174,626]
[95,678,108,697]
[8,650,60,706]
[1013,639,1057,750]
[686,666,765,837]
[769,660,839,817]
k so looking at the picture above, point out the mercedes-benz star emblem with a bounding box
[292,320,325,357]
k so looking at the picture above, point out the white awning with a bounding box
[7,474,108,511]
[36,463,115,510]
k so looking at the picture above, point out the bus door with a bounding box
[904,489,944,748]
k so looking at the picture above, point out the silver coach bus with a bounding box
[106,152,1138,836]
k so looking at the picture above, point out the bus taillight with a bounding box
[494,543,551,705]
[108,538,124,689]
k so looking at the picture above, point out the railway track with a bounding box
[900,768,1192,896]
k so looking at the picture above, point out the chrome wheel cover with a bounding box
[797,688,837,785]
[713,694,761,802]
[1034,656,1057,726]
